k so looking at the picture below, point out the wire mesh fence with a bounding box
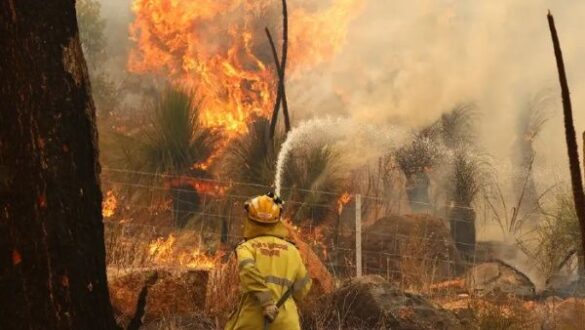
[100,167,585,329]
[101,167,502,285]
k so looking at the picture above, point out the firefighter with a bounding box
[225,193,311,330]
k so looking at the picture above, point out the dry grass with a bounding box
[204,254,240,325]
[398,232,444,292]
[539,297,585,330]
[104,215,584,330]
[469,298,537,330]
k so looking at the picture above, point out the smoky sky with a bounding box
[288,0,585,185]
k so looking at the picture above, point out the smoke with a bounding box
[96,0,585,145]
[95,0,133,75]
[287,0,585,181]
[274,117,407,195]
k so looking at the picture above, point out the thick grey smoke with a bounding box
[287,0,585,184]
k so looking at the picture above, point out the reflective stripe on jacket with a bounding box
[225,235,311,330]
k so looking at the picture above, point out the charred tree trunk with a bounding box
[268,0,290,138]
[171,184,199,228]
[405,171,431,213]
[449,205,476,261]
[0,2,116,329]
[548,12,585,273]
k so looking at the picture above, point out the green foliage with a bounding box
[518,189,580,280]
[515,90,554,146]
[395,104,476,177]
[283,146,345,224]
[137,89,218,176]
[448,149,487,207]
[76,0,107,68]
[395,133,444,176]
[223,119,345,224]
[222,118,283,196]
[76,0,121,116]
[440,103,476,149]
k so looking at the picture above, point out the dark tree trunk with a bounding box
[171,184,199,228]
[449,206,476,261]
[0,2,117,329]
[405,171,431,213]
[548,13,585,270]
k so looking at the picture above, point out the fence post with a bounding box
[355,194,362,277]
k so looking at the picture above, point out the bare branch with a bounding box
[266,0,290,139]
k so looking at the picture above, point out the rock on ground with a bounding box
[543,277,585,298]
[465,260,535,298]
[302,275,462,330]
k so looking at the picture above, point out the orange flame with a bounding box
[102,190,117,218]
[337,192,352,215]
[148,234,220,270]
[165,176,227,198]
[129,0,363,139]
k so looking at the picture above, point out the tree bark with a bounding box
[449,206,476,261]
[548,12,585,263]
[0,2,116,329]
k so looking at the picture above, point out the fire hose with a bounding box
[263,284,294,330]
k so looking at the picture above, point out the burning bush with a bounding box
[128,0,363,137]
[112,88,219,227]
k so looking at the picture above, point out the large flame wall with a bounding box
[128,0,363,137]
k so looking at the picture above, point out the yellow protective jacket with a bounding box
[225,235,312,330]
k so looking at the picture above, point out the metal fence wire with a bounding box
[100,166,536,287]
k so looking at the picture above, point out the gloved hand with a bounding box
[263,303,279,322]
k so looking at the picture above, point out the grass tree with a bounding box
[282,146,346,225]
[512,91,554,217]
[223,118,283,196]
[122,89,218,227]
[395,104,476,213]
[224,118,345,226]
[446,149,486,260]
[440,104,482,260]
[395,128,443,212]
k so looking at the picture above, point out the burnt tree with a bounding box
[548,12,585,272]
[0,2,116,329]
[268,0,291,138]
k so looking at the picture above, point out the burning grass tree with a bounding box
[121,89,218,227]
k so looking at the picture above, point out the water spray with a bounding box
[273,117,408,196]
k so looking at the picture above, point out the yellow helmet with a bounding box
[244,193,284,224]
